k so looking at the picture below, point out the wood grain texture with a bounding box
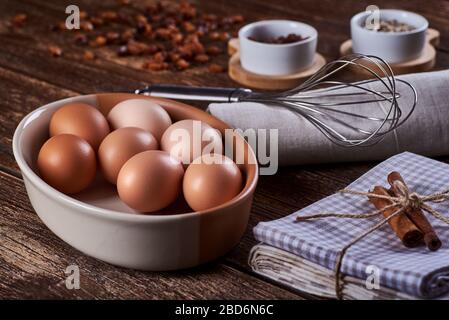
[1,0,449,299]
[0,171,301,299]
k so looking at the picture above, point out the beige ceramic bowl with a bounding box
[13,93,258,271]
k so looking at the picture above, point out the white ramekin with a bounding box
[238,20,318,76]
[351,9,428,64]
[12,93,258,271]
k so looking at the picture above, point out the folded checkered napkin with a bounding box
[253,152,449,298]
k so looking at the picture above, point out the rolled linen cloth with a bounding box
[209,70,449,165]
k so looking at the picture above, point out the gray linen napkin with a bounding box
[249,244,425,299]
[209,70,449,165]
[252,152,449,298]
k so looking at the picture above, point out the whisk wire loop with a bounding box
[239,54,416,147]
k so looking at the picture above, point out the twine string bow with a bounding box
[295,180,449,299]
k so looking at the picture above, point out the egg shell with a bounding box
[98,127,158,184]
[183,154,242,211]
[107,99,172,141]
[37,134,96,194]
[117,150,184,213]
[49,103,110,150]
[161,119,223,165]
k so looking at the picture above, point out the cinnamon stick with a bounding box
[387,171,442,251]
[369,186,424,248]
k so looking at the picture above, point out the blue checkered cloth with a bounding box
[253,152,449,298]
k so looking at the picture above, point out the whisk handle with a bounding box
[135,84,252,102]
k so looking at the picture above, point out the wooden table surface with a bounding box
[1,0,449,299]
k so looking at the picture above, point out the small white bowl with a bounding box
[238,20,318,76]
[351,9,428,64]
[13,93,258,271]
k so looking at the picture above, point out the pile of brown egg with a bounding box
[37,99,243,213]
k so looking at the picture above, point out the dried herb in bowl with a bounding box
[365,19,416,32]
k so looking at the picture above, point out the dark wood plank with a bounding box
[0,1,447,268]
[17,0,449,60]
[0,65,313,297]
[0,67,77,173]
[0,0,236,91]
[0,65,358,263]
[0,170,301,299]
[0,62,351,299]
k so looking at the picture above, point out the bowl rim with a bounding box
[13,93,259,223]
[351,9,429,36]
[238,19,318,47]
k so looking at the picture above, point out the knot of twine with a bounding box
[295,180,449,300]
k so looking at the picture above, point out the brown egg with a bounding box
[161,119,223,165]
[98,127,158,184]
[49,103,110,150]
[183,154,242,211]
[117,150,184,212]
[37,134,96,194]
[107,99,172,141]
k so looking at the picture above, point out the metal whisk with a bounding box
[135,54,417,147]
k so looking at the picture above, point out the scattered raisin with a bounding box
[209,32,220,41]
[231,15,244,24]
[100,11,119,22]
[144,44,159,55]
[169,52,181,62]
[155,28,171,40]
[145,3,162,16]
[79,11,88,20]
[90,17,104,27]
[48,45,62,57]
[74,33,89,46]
[194,54,209,63]
[144,60,169,71]
[80,21,94,32]
[180,7,197,20]
[183,21,196,33]
[106,31,120,44]
[11,13,27,27]
[127,40,148,55]
[208,63,225,73]
[203,14,218,22]
[50,21,66,32]
[219,32,231,41]
[176,58,190,70]
[120,29,136,43]
[135,14,148,25]
[95,35,107,46]
[83,50,96,60]
[206,45,221,56]
[153,51,167,62]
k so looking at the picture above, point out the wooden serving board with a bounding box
[339,28,440,75]
[227,38,326,90]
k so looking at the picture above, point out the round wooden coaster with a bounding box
[339,28,439,75]
[228,53,326,90]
